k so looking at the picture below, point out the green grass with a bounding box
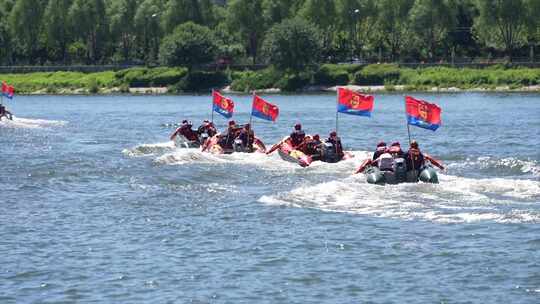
[0,71,116,93]
[1,65,540,93]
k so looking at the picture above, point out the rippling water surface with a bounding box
[1,93,539,303]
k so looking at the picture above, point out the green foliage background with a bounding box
[0,0,538,66]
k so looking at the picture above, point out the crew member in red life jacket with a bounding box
[238,123,255,151]
[197,120,217,138]
[170,120,199,142]
[388,141,405,158]
[405,140,445,171]
[372,141,387,160]
[290,123,305,148]
[325,131,344,159]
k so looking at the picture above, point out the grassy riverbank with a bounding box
[2,64,540,94]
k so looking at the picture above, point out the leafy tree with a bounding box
[9,0,45,63]
[300,0,336,50]
[0,10,12,64]
[337,0,378,60]
[163,0,204,33]
[134,0,164,63]
[110,0,139,62]
[474,0,535,59]
[446,0,478,58]
[43,0,72,62]
[213,22,245,62]
[526,0,540,58]
[474,0,527,57]
[262,18,322,71]
[262,0,292,24]
[409,0,457,60]
[158,21,217,68]
[356,0,378,57]
[227,0,265,63]
[68,0,109,63]
[375,0,414,61]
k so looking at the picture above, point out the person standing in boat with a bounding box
[405,140,445,172]
[170,120,199,142]
[290,123,306,148]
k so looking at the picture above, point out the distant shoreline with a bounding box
[2,64,540,95]
[15,84,540,95]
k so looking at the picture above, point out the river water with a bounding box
[1,93,539,303]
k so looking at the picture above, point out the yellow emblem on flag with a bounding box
[262,104,269,114]
[221,99,229,109]
[418,104,428,120]
[350,96,360,108]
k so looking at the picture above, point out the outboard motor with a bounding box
[233,138,244,152]
[322,142,336,162]
[393,158,407,183]
[378,153,394,172]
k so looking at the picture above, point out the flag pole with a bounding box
[249,91,254,126]
[405,97,415,180]
[335,88,339,134]
[405,98,412,145]
[211,89,215,123]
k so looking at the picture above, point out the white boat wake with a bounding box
[0,117,67,129]
[258,173,540,224]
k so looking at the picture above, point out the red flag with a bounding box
[1,81,8,96]
[405,96,441,131]
[337,87,374,117]
[212,91,234,118]
[7,85,14,99]
[251,95,279,122]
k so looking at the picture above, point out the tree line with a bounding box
[0,0,538,68]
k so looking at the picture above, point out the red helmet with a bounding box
[330,131,337,137]
[377,141,386,147]
[391,141,400,147]
[313,134,320,141]
[228,120,236,126]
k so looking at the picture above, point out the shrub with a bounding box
[313,64,350,86]
[149,68,188,86]
[230,68,282,92]
[354,64,401,85]
[87,78,99,93]
[171,71,228,92]
[275,72,310,91]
